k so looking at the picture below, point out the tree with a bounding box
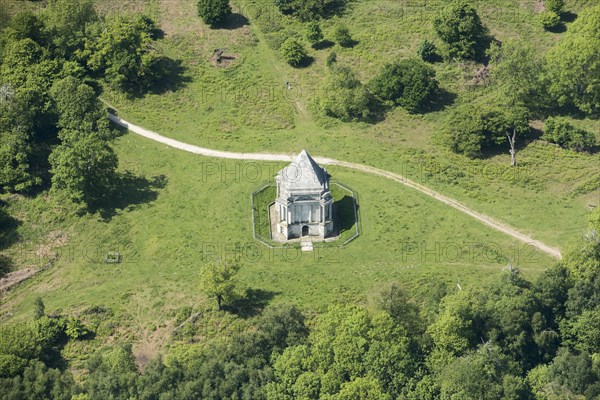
[274,0,348,21]
[50,76,111,139]
[539,11,561,31]
[49,133,118,206]
[0,93,40,193]
[280,38,308,67]
[433,0,488,60]
[369,59,438,113]
[318,66,376,122]
[86,15,161,93]
[5,11,47,45]
[545,5,600,115]
[33,297,45,320]
[333,24,354,47]
[43,0,98,57]
[199,260,240,311]
[417,39,438,62]
[305,22,323,47]
[441,101,529,162]
[545,0,564,15]
[488,40,545,110]
[543,116,596,152]
[332,377,391,400]
[197,0,231,26]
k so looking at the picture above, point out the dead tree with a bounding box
[507,128,517,166]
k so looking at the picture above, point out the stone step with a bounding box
[300,241,314,252]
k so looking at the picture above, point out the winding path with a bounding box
[109,114,562,259]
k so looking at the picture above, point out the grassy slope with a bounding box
[2,132,555,324]
[97,0,599,249]
[0,0,595,353]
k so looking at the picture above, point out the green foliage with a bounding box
[50,76,111,139]
[266,305,413,399]
[280,37,308,67]
[433,0,488,60]
[545,0,565,15]
[545,5,600,115]
[305,22,323,46]
[333,24,354,47]
[0,361,75,400]
[65,317,88,340]
[369,59,438,113]
[326,51,337,67]
[197,0,232,26]
[43,0,98,57]
[538,11,561,30]
[318,66,376,122]
[199,260,241,310]
[417,39,438,62]
[441,101,530,158]
[49,133,118,206]
[543,116,596,152]
[86,15,161,93]
[488,40,545,110]
[5,11,47,45]
[33,297,45,320]
[274,0,348,21]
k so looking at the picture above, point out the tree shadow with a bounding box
[217,13,250,30]
[0,204,19,241]
[313,40,335,50]
[545,23,567,34]
[91,172,168,221]
[479,127,544,159]
[561,11,577,23]
[335,195,359,233]
[295,56,315,69]
[339,39,359,49]
[427,88,457,113]
[228,288,280,318]
[148,57,192,95]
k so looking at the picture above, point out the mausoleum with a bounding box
[274,150,334,240]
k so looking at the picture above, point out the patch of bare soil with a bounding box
[0,267,37,292]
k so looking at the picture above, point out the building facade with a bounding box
[275,150,334,240]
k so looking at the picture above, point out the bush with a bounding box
[539,11,561,30]
[433,0,488,60]
[545,0,564,15]
[326,51,337,67]
[318,66,376,122]
[274,0,348,21]
[65,317,89,341]
[305,22,323,46]
[417,39,438,62]
[543,117,596,151]
[333,24,354,47]
[197,0,231,26]
[369,59,438,113]
[280,38,308,67]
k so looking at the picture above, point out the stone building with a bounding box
[274,150,334,240]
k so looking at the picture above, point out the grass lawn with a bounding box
[1,132,556,329]
[96,0,598,250]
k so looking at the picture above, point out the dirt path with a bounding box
[109,114,562,259]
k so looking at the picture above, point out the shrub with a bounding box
[433,0,488,60]
[318,66,376,122]
[305,22,323,46]
[543,117,596,151]
[370,59,438,113]
[326,51,337,67]
[333,24,354,47]
[545,0,564,15]
[197,0,231,26]
[539,11,561,30]
[417,39,438,62]
[280,38,308,67]
[65,317,89,340]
